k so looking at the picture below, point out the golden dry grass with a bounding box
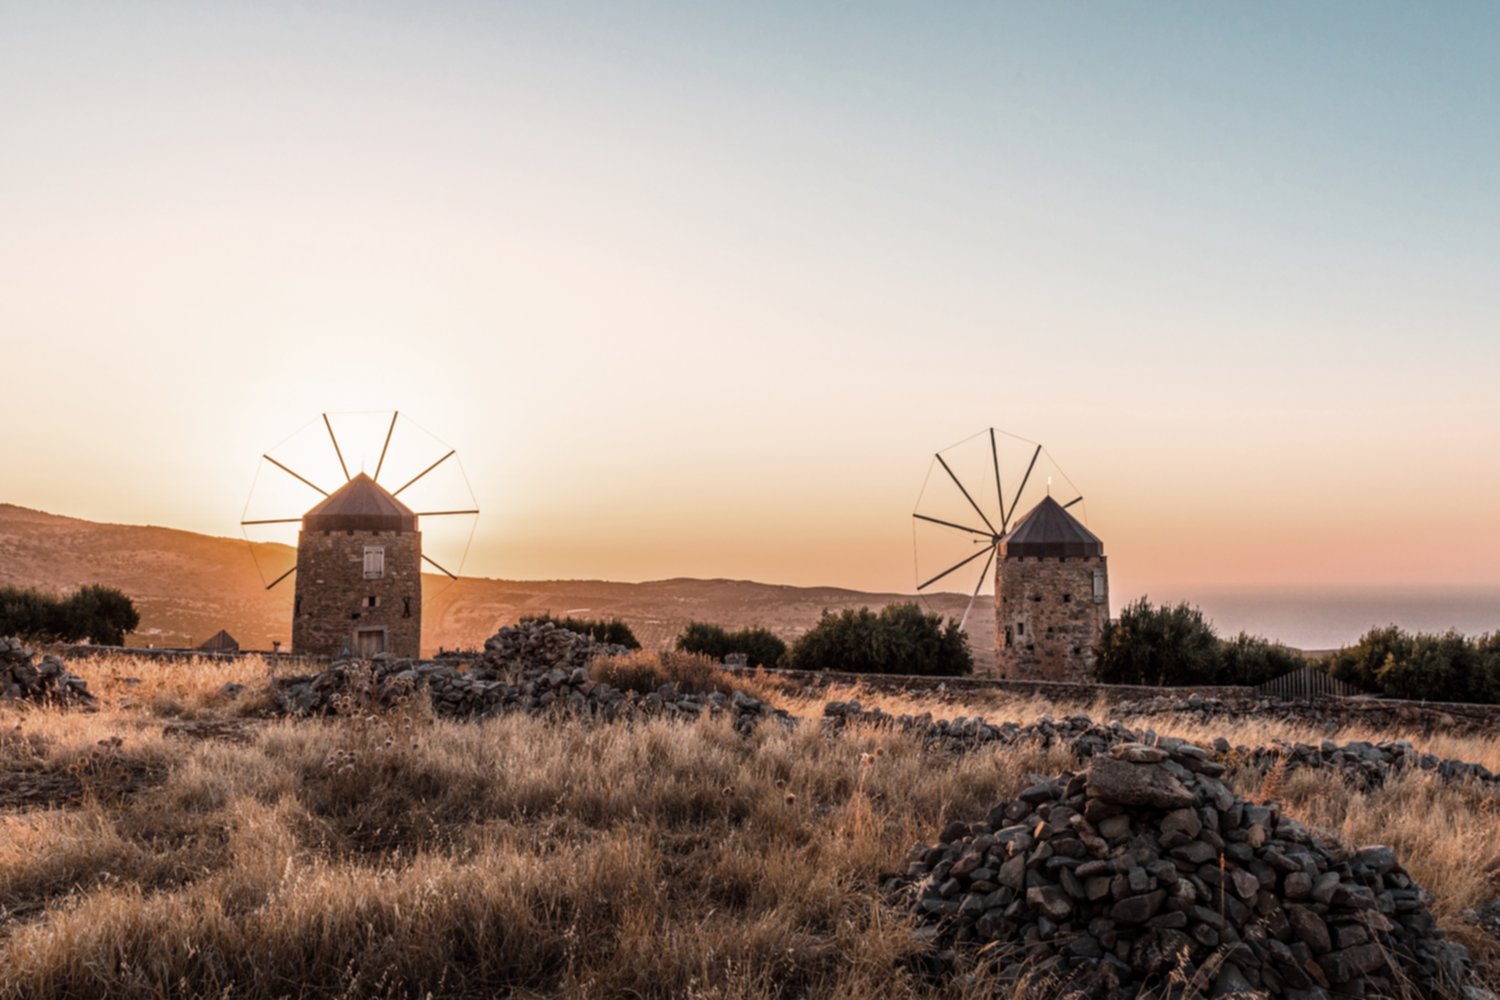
[0,652,1496,999]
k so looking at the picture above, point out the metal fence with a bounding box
[1255,666,1363,701]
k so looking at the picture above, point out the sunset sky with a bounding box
[3,2,1498,603]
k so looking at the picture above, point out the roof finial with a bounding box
[1046,476,1052,496]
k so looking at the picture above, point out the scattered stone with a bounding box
[0,637,96,707]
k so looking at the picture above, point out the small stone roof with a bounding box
[1000,495,1103,559]
[302,473,418,532]
[198,629,239,653]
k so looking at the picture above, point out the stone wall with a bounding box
[995,554,1108,681]
[272,621,792,733]
[292,528,422,658]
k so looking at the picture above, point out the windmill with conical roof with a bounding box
[911,429,1108,681]
[994,493,1108,680]
[241,412,479,659]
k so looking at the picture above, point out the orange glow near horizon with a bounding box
[3,5,1500,601]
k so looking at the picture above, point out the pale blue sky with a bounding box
[2,2,1497,596]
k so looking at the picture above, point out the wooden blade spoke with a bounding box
[1008,445,1042,521]
[374,411,399,484]
[323,414,350,482]
[265,565,297,591]
[422,553,458,580]
[918,542,996,592]
[959,543,998,631]
[912,513,993,538]
[991,427,1007,531]
[935,454,997,535]
[264,456,328,497]
[393,450,454,498]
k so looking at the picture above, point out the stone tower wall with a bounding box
[994,555,1108,681]
[292,529,422,658]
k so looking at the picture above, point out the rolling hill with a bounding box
[0,504,994,669]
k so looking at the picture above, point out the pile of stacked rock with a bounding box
[886,740,1475,998]
[272,620,791,733]
[0,636,95,706]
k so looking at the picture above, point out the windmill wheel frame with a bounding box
[911,427,1088,630]
[239,410,480,592]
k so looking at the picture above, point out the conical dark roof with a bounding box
[302,473,418,532]
[198,629,239,653]
[1000,495,1103,558]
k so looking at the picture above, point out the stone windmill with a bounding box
[912,428,1108,681]
[241,412,479,658]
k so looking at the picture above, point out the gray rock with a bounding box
[1026,884,1073,920]
[1109,889,1165,924]
[1084,756,1196,809]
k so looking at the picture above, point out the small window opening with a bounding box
[363,595,379,608]
[1016,622,1025,636]
[1062,594,1072,604]
[402,596,413,618]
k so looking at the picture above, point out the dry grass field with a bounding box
[2,654,1497,999]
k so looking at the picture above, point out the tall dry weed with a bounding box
[2,653,1497,998]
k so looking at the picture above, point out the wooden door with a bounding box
[354,628,386,658]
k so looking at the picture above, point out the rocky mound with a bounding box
[0,637,95,707]
[886,740,1473,998]
[272,620,792,732]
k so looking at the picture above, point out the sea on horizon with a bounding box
[1159,586,1500,653]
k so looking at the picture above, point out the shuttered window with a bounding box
[364,546,385,579]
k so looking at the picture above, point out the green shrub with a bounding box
[675,622,787,669]
[783,602,972,676]
[1094,599,1306,687]
[1329,626,1500,704]
[0,584,139,645]
[1326,625,1414,693]
[519,613,640,649]
[1218,631,1307,687]
[1094,599,1222,686]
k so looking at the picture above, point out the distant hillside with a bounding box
[0,504,994,669]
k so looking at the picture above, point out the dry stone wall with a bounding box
[1112,693,1500,738]
[272,620,791,733]
[823,701,1499,791]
